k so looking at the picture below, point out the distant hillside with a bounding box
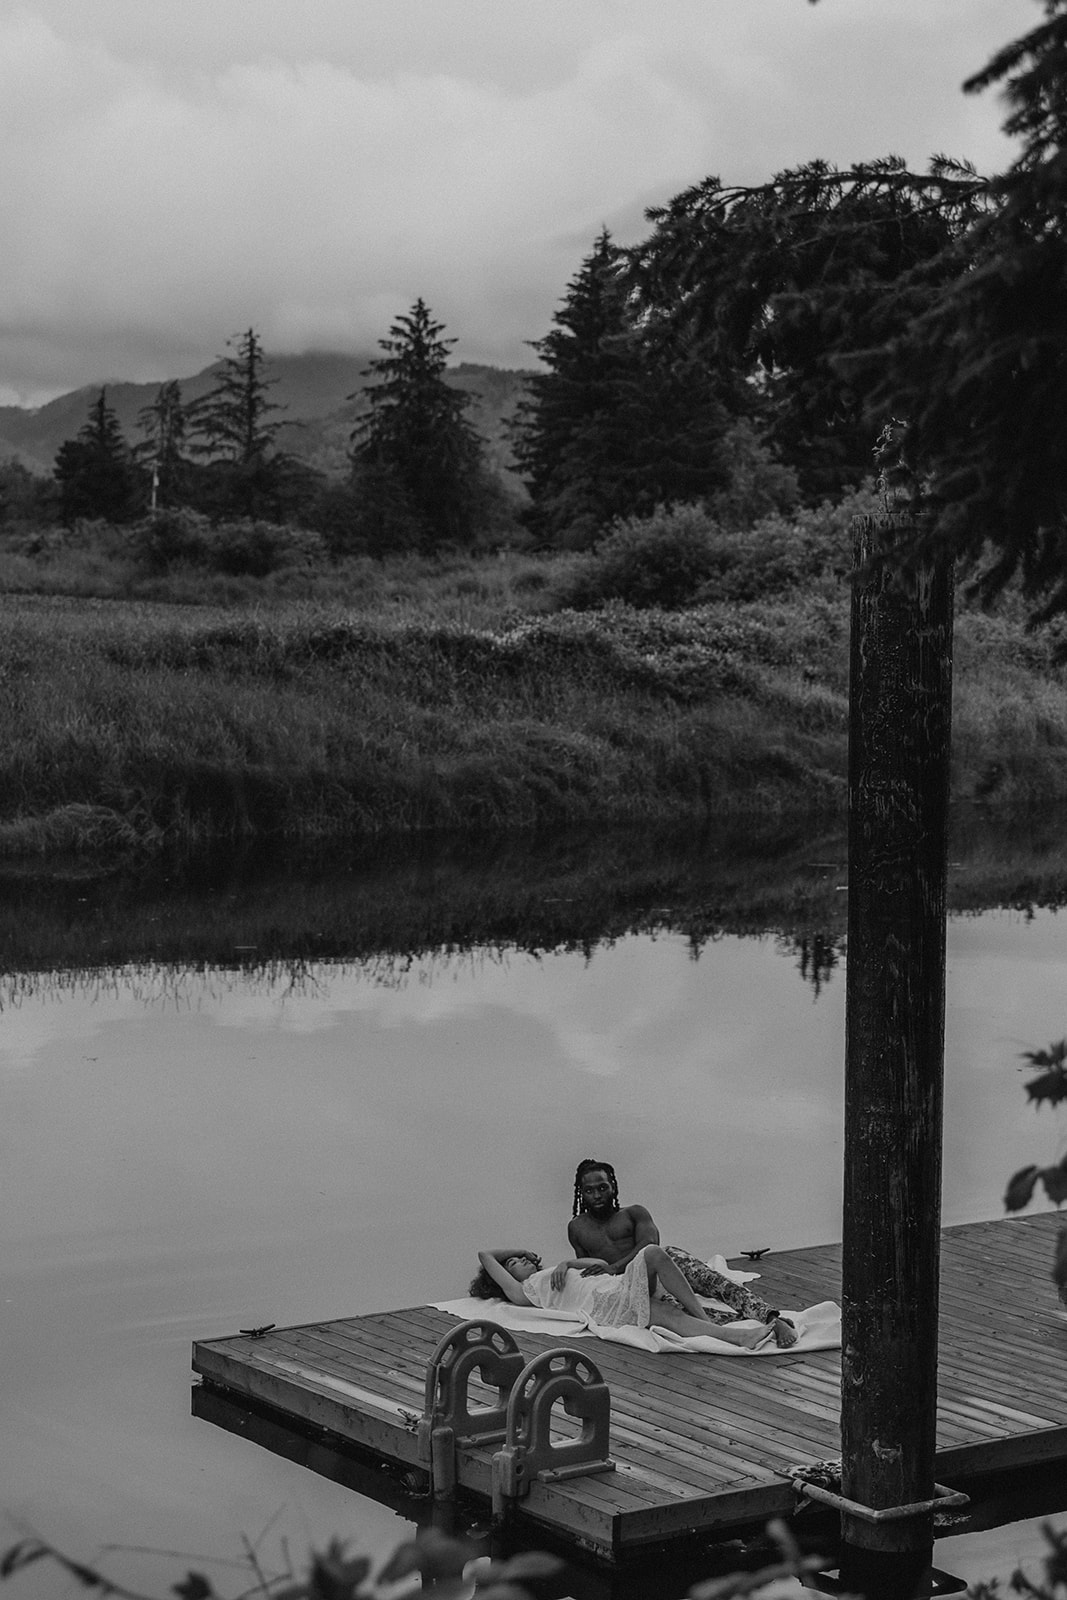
[0,351,535,485]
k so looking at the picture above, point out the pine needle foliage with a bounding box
[511,230,740,546]
[631,156,987,504]
[189,329,285,466]
[350,299,488,551]
[134,380,190,510]
[867,2,1067,616]
[53,388,140,525]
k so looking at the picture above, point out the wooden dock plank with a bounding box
[192,1212,1067,1560]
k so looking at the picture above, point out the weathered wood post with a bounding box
[840,501,954,1600]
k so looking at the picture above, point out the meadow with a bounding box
[2,497,1067,859]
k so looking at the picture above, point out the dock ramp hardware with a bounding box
[790,1475,969,1524]
[492,1348,615,1515]
[418,1320,527,1497]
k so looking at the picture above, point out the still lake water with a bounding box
[3,848,1067,1596]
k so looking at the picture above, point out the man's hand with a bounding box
[579,1262,611,1276]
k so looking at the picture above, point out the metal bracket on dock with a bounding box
[790,1475,969,1524]
[418,1320,526,1498]
[491,1347,614,1516]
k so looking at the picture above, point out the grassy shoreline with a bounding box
[2,573,1067,859]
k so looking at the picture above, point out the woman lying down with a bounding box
[471,1244,798,1349]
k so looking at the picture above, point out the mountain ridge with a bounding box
[0,350,536,481]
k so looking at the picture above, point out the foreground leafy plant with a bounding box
[0,1518,828,1600]
[0,1528,559,1600]
[1004,1040,1067,1304]
[969,1519,1067,1600]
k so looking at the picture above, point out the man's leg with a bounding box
[665,1244,779,1323]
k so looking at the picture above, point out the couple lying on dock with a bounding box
[469,1158,799,1350]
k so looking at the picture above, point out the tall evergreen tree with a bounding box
[350,299,488,550]
[188,328,292,518]
[135,380,189,510]
[53,388,140,525]
[190,328,284,463]
[511,231,632,545]
[511,230,740,546]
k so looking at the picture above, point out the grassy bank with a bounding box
[2,551,1067,857]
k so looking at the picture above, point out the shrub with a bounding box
[127,507,213,572]
[556,503,724,610]
[128,510,326,578]
[549,487,878,612]
[209,519,326,577]
[704,420,801,529]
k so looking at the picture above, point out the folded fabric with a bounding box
[433,1256,841,1357]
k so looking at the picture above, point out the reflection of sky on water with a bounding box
[3,908,1067,1589]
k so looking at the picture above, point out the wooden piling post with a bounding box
[840,510,954,1600]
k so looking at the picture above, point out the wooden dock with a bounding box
[192,1212,1067,1563]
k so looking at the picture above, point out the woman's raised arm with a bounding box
[476,1250,534,1306]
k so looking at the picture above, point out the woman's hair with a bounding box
[468,1266,505,1299]
[572,1158,619,1217]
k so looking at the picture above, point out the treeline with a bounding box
[21,310,521,558]
[2,1,1066,614]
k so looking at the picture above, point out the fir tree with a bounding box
[511,230,739,546]
[135,380,189,511]
[53,388,140,525]
[350,299,488,550]
[190,328,284,463]
[188,328,292,519]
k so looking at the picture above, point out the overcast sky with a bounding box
[0,0,1042,405]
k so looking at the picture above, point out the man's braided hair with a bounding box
[572,1158,619,1217]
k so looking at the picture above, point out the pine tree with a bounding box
[350,299,488,550]
[135,380,189,511]
[511,231,632,545]
[53,388,140,525]
[511,230,739,546]
[188,328,292,519]
[190,328,284,463]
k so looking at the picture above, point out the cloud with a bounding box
[0,10,710,396]
[0,1,1036,402]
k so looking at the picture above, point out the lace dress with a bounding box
[522,1247,653,1328]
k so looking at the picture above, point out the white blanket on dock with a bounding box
[434,1255,841,1357]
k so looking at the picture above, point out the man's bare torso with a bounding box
[568,1204,653,1263]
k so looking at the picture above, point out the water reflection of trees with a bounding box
[779,931,845,996]
[2,809,1067,1004]
[0,945,523,1011]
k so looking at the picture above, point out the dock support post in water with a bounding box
[841,499,954,1600]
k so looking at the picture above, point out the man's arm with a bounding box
[582,1205,660,1275]
[567,1217,590,1253]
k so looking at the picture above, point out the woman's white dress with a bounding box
[521,1247,652,1328]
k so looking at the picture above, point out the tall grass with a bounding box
[0,532,570,627]
[3,526,1067,857]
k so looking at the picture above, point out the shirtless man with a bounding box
[566,1157,798,1347]
[567,1159,659,1275]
